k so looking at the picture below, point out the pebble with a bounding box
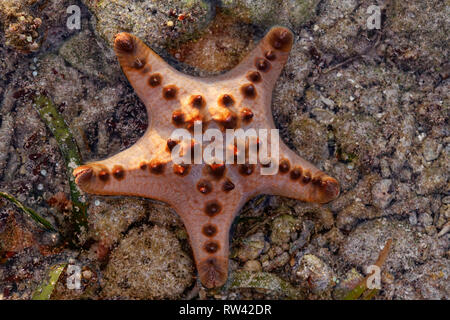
[295,254,333,294]
[243,260,262,272]
[422,138,442,161]
[263,252,290,271]
[82,270,93,280]
[270,215,297,244]
[236,232,266,262]
[371,179,394,209]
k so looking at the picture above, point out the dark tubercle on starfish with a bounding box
[219,94,234,107]
[241,83,257,99]
[202,224,218,237]
[240,108,254,123]
[150,161,165,174]
[191,95,205,108]
[197,180,212,194]
[205,200,221,217]
[72,27,340,290]
[149,73,162,87]
[247,71,262,83]
[112,165,125,180]
[162,85,178,100]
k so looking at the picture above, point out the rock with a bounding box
[421,138,442,161]
[340,218,444,274]
[220,0,319,29]
[0,212,34,255]
[285,0,320,28]
[333,114,383,171]
[314,0,368,57]
[59,29,120,83]
[87,198,147,247]
[336,201,380,231]
[289,117,330,167]
[83,0,214,48]
[371,179,394,209]
[289,220,314,253]
[418,212,433,228]
[243,260,262,272]
[391,259,449,299]
[416,166,447,195]
[385,0,449,72]
[332,268,363,299]
[311,108,335,125]
[236,232,266,262]
[380,158,391,178]
[148,202,183,228]
[270,215,297,245]
[295,254,334,294]
[170,12,254,73]
[102,225,193,299]
[0,1,42,53]
[263,252,290,272]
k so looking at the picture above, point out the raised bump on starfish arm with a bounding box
[172,191,247,289]
[236,143,340,204]
[114,33,204,128]
[73,133,176,202]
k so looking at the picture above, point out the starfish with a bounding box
[73,27,340,288]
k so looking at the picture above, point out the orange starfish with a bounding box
[73,27,339,288]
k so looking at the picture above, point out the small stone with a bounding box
[422,138,442,161]
[380,158,391,178]
[295,254,334,294]
[409,212,418,226]
[418,212,433,227]
[264,252,290,271]
[82,270,93,280]
[236,232,266,262]
[332,268,364,299]
[103,225,193,299]
[416,167,447,195]
[243,260,262,272]
[270,215,297,244]
[371,179,394,209]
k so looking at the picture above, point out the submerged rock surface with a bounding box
[0,0,448,300]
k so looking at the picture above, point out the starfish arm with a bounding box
[235,143,340,204]
[218,26,294,91]
[72,132,176,202]
[171,173,247,289]
[114,33,203,130]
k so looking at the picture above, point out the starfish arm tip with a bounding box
[114,32,135,53]
[265,26,294,52]
[198,256,229,289]
[316,176,340,203]
[73,165,94,191]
